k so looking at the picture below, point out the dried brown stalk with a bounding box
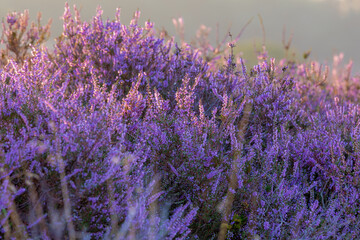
[218,100,252,240]
[26,171,49,238]
[107,178,118,237]
[149,173,161,240]
[5,175,29,239]
[57,153,76,240]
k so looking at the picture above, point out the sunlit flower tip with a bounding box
[172,18,178,28]
[227,42,235,48]
[6,14,17,25]
[134,10,141,19]
[145,20,153,30]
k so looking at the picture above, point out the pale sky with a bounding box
[307,0,360,14]
[1,0,360,73]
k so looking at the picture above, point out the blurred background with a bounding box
[1,0,359,73]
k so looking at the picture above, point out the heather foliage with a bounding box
[1,3,360,240]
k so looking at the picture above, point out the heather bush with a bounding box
[1,3,360,240]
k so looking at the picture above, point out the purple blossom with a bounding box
[1,3,360,239]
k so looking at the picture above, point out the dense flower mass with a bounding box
[1,3,360,239]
